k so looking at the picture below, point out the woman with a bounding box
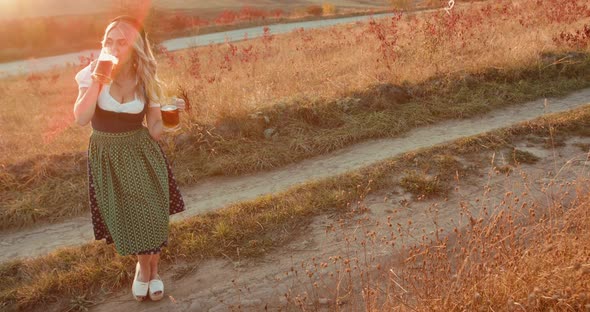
[73,16,185,302]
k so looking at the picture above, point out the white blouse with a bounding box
[75,64,160,114]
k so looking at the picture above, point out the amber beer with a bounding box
[161,104,180,131]
[92,48,118,84]
[92,60,114,84]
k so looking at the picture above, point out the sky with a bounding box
[0,0,113,19]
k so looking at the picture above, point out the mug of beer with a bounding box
[92,48,118,84]
[161,100,181,132]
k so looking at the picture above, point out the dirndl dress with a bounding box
[87,126,185,256]
[77,66,185,256]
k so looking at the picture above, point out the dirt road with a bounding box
[2,89,589,264]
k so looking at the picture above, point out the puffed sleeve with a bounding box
[74,64,92,88]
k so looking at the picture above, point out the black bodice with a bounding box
[91,102,147,133]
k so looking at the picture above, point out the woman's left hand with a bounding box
[174,97,186,111]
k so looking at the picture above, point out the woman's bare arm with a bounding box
[146,106,164,141]
[73,62,100,126]
[73,83,101,126]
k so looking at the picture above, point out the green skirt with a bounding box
[88,127,182,256]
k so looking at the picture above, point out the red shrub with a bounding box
[188,49,202,79]
[215,10,239,25]
[270,9,284,18]
[367,15,403,69]
[554,24,590,49]
[539,0,590,24]
[239,7,269,22]
[306,5,323,16]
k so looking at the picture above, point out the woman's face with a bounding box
[103,23,137,66]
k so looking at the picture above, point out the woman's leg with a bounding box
[133,254,152,300]
[149,253,163,295]
[137,254,152,283]
[149,253,160,279]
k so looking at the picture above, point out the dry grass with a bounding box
[1,0,590,230]
[2,91,590,312]
[261,110,590,312]
[375,170,590,311]
[283,181,590,312]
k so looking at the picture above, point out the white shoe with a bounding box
[148,275,164,301]
[132,262,149,301]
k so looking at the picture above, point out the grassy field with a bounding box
[2,95,590,312]
[1,0,590,231]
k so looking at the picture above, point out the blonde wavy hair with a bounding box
[102,20,165,105]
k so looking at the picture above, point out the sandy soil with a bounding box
[2,88,589,264]
[85,130,590,312]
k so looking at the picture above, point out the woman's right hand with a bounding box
[90,60,98,72]
[89,60,106,86]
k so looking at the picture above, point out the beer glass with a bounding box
[92,48,118,84]
[161,101,180,132]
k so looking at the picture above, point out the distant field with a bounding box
[0,0,389,19]
[0,0,396,62]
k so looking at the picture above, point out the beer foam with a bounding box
[98,49,119,64]
[161,104,177,111]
